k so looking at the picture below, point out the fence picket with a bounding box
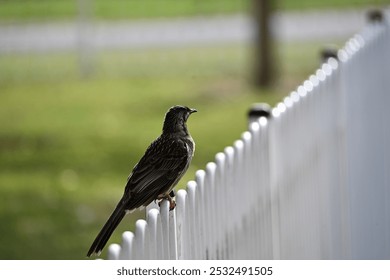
[146,208,163,259]
[119,231,134,260]
[159,200,171,259]
[195,170,206,259]
[107,243,121,260]
[134,219,147,259]
[186,181,197,259]
[177,189,189,259]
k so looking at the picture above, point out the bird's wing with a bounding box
[122,136,190,208]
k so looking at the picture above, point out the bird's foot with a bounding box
[158,194,176,211]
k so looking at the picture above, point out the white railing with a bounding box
[107,15,390,260]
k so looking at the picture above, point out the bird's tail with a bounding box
[87,199,126,257]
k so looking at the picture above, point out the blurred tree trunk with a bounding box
[252,0,275,88]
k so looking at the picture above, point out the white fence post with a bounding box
[119,231,134,260]
[195,170,207,259]
[134,219,148,259]
[176,189,187,260]
[146,208,163,259]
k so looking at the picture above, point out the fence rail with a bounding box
[106,13,390,260]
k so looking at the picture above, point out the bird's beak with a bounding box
[189,108,197,114]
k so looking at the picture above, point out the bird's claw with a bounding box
[168,199,176,211]
[158,194,176,211]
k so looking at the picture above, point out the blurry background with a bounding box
[0,0,388,259]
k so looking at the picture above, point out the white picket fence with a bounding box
[107,15,390,260]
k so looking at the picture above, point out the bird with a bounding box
[87,105,197,257]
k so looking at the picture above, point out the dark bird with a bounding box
[87,105,197,257]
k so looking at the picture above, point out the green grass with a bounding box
[0,0,387,22]
[0,41,332,259]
